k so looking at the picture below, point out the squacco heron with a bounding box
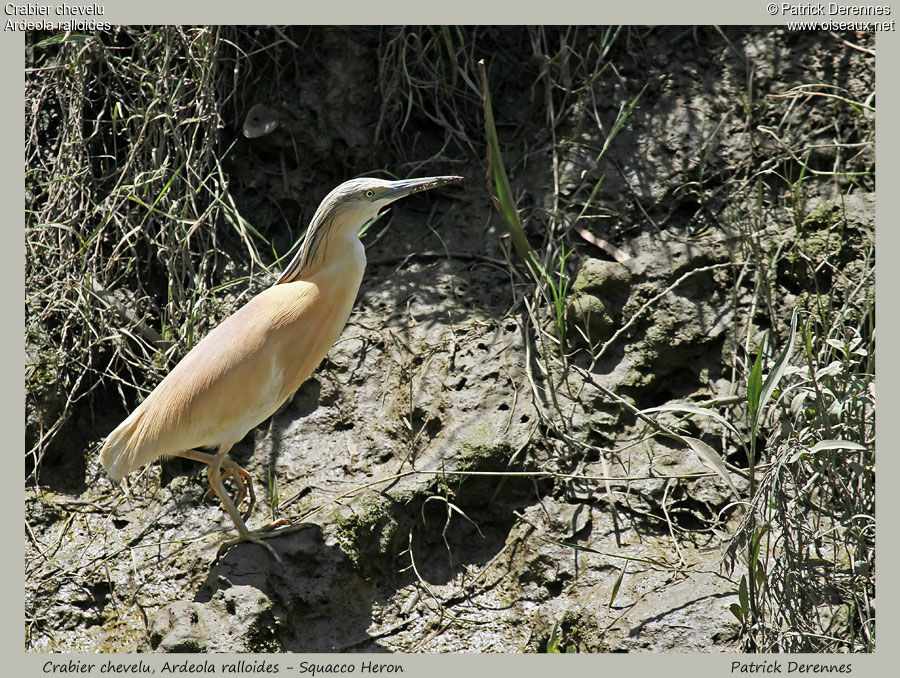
[100,175,462,552]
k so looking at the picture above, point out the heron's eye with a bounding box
[365,190,375,199]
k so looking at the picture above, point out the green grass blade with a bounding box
[788,439,867,463]
[808,439,866,453]
[753,308,799,432]
[680,435,740,499]
[547,623,561,653]
[597,84,647,159]
[641,403,745,443]
[478,59,534,266]
[739,575,749,617]
[748,336,765,422]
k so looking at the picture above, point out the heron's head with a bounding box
[318,175,463,226]
[276,175,462,284]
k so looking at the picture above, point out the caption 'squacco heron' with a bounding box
[100,175,462,555]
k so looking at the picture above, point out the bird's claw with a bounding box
[215,529,283,565]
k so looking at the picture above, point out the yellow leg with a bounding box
[180,448,256,520]
[177,446,280,562]
[213,464,256,511]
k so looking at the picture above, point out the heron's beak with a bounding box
[383,175,463,203]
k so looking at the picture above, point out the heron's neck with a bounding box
[278,203,378,285]
[298,229,367,284]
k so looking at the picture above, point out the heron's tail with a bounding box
[99,406,153,482]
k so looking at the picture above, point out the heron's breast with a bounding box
[269,263,364,397]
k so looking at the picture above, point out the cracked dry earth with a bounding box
[25,26,873,653]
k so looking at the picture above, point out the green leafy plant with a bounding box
[546,621,578,654]
[529,245,573,346]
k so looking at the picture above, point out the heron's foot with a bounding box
[214,521,317,563]
[215,527,284,565]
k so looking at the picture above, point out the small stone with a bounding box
[571,259,632,299]
[566,294,614,344]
